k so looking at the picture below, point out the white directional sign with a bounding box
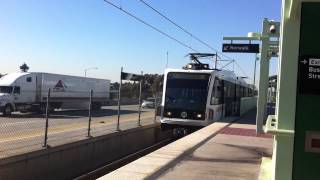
[298,56,320,95]
[222,43,260,53]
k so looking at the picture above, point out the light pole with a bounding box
[84,67,98,77]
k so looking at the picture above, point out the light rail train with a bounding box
[160,56,255,131]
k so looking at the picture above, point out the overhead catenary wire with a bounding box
[139,0,251,78]
[139,0,234,61]
[103,0,250,79]
[103,0,199,52]
[219,60,234,70]
[217,59,250,79]
[234,61,251,79]
[139,0,215,51]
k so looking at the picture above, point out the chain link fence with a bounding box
[0,87,161,159]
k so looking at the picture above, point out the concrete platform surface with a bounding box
[99,109,273,180]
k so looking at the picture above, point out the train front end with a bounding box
[160,69,212,129]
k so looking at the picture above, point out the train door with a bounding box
[224,81,233,116]
[231,82,237,115]
[206,77,224,121]
[233,84,240,115]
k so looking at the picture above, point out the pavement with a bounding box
[0,105,156,158]
[100,109,274,180]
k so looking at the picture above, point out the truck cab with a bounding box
[0,73,36,115]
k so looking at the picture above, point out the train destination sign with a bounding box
[222,43,260,53]
[298,56,320,95]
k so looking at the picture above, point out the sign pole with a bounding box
[253,53,258,88]
[117,67,123,131]
[138,71,143,126]
[256,18,271,133]
[223,20,279,134]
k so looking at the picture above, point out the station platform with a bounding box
[98,109,273,180]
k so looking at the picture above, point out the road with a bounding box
[0,105,157,158]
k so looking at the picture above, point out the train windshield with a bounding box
[0,86,13,94]
[165,72,210,111]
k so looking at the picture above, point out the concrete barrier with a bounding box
[0,124,172,180]
[240,96,257,116]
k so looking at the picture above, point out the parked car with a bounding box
[141,98,161,108]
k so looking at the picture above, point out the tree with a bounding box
[111,73,164,99]
[20,63,29,72]
[143,74,163,97]
[110,82,119,90]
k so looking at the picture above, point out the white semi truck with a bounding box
[0,72,110,115]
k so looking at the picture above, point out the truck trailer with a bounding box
[0,72,110,115]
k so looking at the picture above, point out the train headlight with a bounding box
[166,111,172,116]
[197,114,202,118]
[187,64,193,69]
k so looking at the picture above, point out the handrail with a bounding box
[264,115,294,136]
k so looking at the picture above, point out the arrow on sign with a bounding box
[300,59,308,64]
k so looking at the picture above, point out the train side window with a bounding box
[242,86,246,97]
[224,82,229,98]
[26,77,32,83]
[235,85,239,98]
[233,84,236,98]
[240,86,243,97]
[14,86,20,94]
[242,87,245,97]
[225,81,233,98]
[229,83,232,97]
[210,84,215,104]
[210,78,223,105]
[243,87,248,97]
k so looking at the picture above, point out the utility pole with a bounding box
[166,51,169,68]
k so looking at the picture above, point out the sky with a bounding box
[0,0,281,83]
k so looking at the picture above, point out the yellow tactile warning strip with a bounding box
[259,157,272,180]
